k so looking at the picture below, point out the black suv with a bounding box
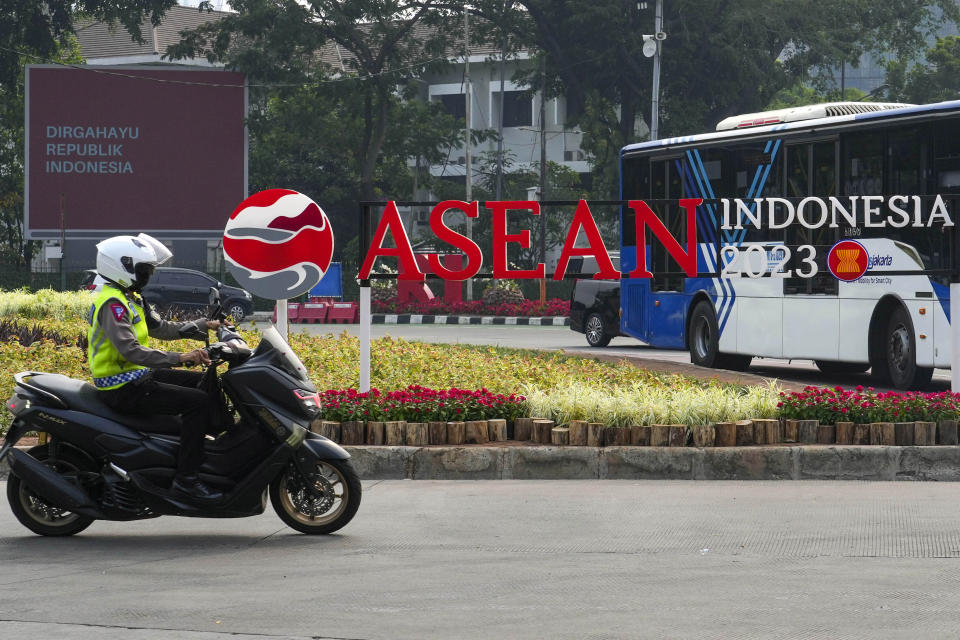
[143,267,253,320]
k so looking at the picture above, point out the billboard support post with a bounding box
[59,193,66,291]
[275,299,288,342]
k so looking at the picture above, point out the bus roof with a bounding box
[621,99,960,156]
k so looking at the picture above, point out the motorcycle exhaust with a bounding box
[7,449,101,518]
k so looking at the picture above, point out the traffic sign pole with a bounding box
[275,299,288,342]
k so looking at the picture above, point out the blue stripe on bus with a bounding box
[688,150,734,333]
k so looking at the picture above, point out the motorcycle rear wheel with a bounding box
[270,457,361,535]
[7,445,96,537]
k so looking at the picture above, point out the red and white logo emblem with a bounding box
[827,240,869,282]
[223,189,334,300]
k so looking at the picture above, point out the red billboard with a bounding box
[26,65,246,239]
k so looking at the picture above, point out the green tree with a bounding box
[0,37,83,267]
[765,84,866,110]
[469,0,959,198]
[0,1,176,88]
[883,36,960,104]
[0,1,176,266]
[169,0,464,203]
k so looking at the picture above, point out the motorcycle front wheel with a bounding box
[269,457,361,534]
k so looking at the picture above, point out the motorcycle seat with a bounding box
[23,373,183,435]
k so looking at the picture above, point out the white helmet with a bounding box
[96,233,173,290]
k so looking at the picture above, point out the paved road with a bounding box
[3,479,960,639]
[279,322,953,391]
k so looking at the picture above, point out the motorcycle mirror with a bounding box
[208,287,221,306]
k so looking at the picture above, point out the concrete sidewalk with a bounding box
[5,444,960,481]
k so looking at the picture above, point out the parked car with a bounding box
[143,268,253,320]
[569,278,621,347]
[81,267,253,320]
[568,254,621,347]
[79,269,106,292]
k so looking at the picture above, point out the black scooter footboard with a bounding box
[7,449,101,518]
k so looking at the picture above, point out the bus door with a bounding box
[782,139,840,360]
[619,155,650,343]
[728,140,785,358]
[643,156,689,348]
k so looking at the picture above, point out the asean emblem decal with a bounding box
[223,189,334,300]
[827,240,869,282]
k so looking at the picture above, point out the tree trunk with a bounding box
[447,421,466,445]
[650,424,670,446]
[587,423,605,447]
[568,420,588,446]
[429,421,447,445]
[631,425,650,446]
[514,417,536,442]
[714,422,736,447]
[406,423,428,446]
[836,422,854,445]
[384,421,406,446]
[341,421,364,445]
[465,420,490,444]
[736,420,754,446]
[366,421,385,446]
[487,419,507,442]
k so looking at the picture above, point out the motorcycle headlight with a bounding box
[293,389,321,417]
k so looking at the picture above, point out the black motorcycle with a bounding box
[0,294,361,536]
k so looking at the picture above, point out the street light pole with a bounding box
[464,8,474,300]
[650,0,662,141]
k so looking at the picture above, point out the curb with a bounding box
[250,311,569,326]
[8,445,955,482]
[345,445,960,481]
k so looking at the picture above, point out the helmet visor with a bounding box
[132,262,155,290]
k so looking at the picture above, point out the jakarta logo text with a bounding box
[827,239,869,282]
[223,189,334,300]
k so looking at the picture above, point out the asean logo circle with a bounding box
[223,189,334,300]
[827,239,869,282]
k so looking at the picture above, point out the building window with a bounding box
[435,93,466,121]
[494,89,532,127]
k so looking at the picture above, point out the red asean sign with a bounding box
[223,189,334,300]
[827,240,869,282]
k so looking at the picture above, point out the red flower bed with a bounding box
[319,385,527,423]
[777,385,960,423]
[371,296,570,317]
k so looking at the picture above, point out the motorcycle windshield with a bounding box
[260,326,309,380]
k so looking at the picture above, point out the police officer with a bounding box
[89,233,222,502]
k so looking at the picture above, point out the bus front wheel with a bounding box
[689,301,721,368]
[689,302,751,371]
[881,306,933,390]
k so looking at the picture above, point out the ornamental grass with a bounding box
[0,289,782,431]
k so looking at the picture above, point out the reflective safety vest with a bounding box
[87,285,149,389]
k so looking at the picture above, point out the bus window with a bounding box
[620,156,649,247]
[934,119,960,194]
[786,144,809,199]
[888,128,925,194]
[785,140,839,295]
[844,132,884,196]
[649,158,685,292]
